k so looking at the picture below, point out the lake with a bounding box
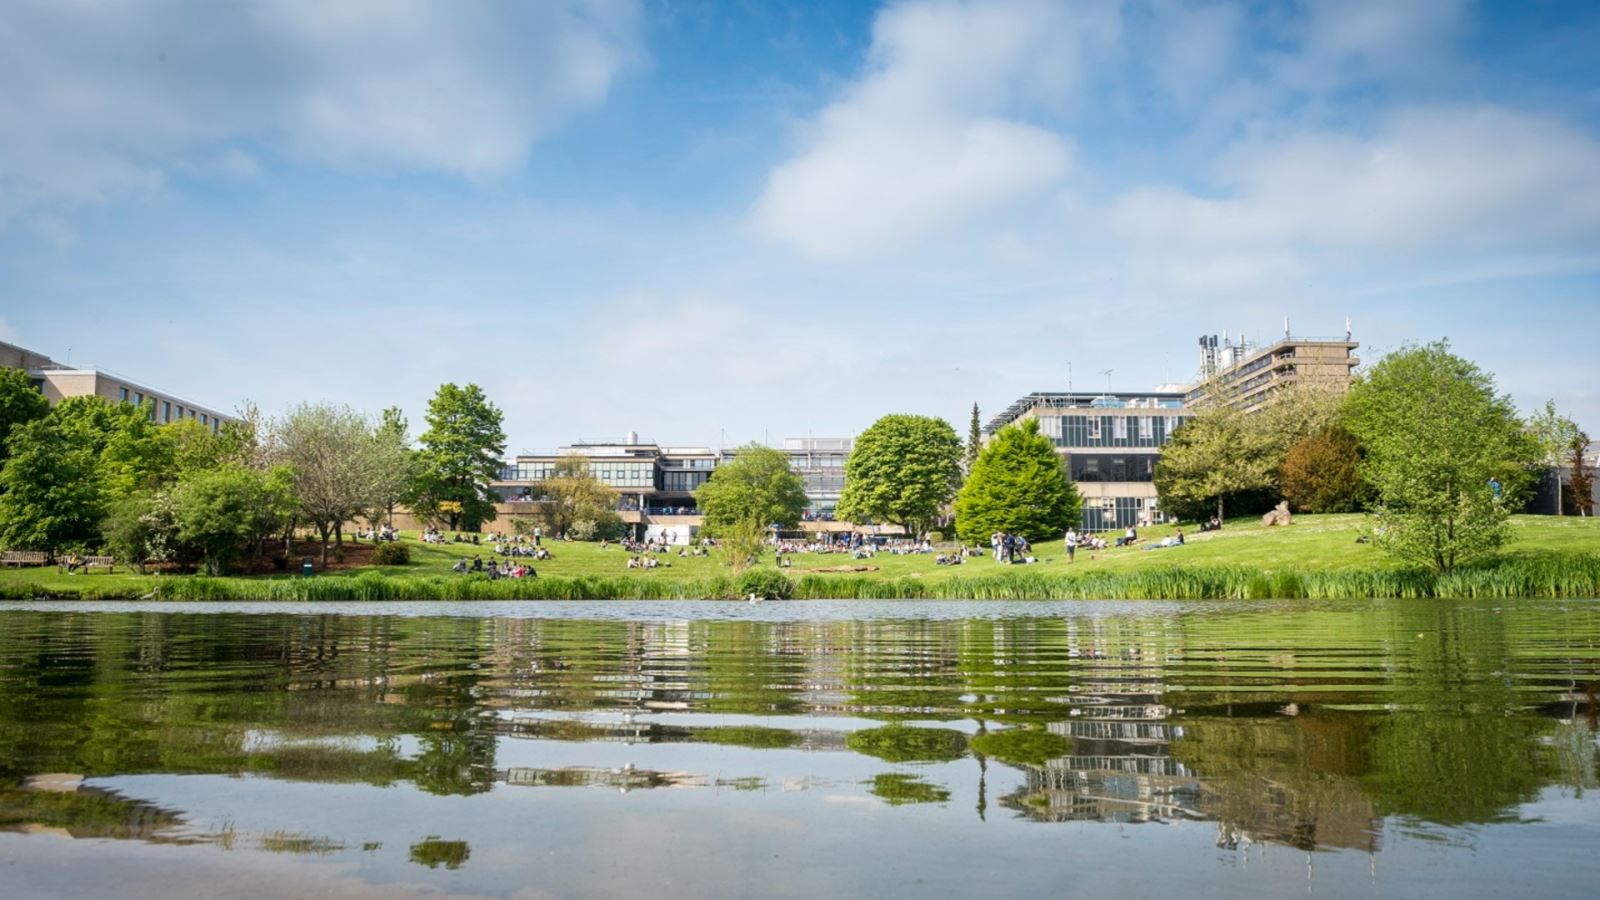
[1,599,1597,899]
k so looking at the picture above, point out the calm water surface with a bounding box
[1,599,1598,899]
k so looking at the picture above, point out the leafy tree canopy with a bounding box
[836,414,962,536]
[415,383,505,531]
[1280,426,1368,514]
[955,418,1080,544]
[1345,340,1540,572]
[695,443,807,535]
[1154,403,1276,521]
[0,367,50,466]
[536,454,621,539]
[0,418,102,551]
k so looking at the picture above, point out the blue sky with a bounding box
[2,0,1597,450]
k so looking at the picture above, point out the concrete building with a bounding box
[783,436,851,521]
[1186,329,1360,412]
[1,339,236,431]
[986,391,1190,532]
[487,435,866,539]
[491,438,719,541]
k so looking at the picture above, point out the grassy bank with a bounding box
[1,514,1596,601]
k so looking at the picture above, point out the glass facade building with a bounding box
[986,392,1189,533]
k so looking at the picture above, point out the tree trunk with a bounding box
[318,522,332,566]
[1217,495,1224,522]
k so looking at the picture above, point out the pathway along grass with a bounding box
[3,551,1597,601]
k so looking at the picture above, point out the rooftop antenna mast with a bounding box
[1098,368,1114,401]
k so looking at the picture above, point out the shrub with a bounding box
[737,568,794,600]
[1281,427,1368,513]
[372,542,411,566]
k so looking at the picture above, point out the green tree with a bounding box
[102,493,179,572]
[836,414,962,536]
[695,444,807,535]
[273,403,385,565]
[966,403,982,473]
[0,418,102,551]
[372,406,418,527]
[171,464,295,575]
[536,455,621,539]
[1153,403,1276,521]
[955,418,1080,544]
[414,384,506,531]
[49,396,176,502]
[1527,400,1584,516]
[1569,430,1594,517]
[1345,341,1540,572]
[1280,426,1368,513]
[0,367,50,467]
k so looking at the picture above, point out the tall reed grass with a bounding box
[2,552,1596,601]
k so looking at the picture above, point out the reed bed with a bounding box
[2,552,1595,602]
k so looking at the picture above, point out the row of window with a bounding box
[116,387,221,432]
[1078,496,1164,532]
[1037,414,1188,448]
[1069,453,1158,482]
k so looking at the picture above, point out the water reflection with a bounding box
[0,601,1597,895]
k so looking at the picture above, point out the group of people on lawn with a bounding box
[451,554,535,579]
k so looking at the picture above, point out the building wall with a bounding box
[1,339,236,429]
[1186,339,1359,412]
[0,341,55,371]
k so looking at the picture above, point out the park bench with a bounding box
[2,551,49,567]
[57,555,115,574]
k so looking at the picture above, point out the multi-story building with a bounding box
[783,437,851,520]
[986,391,1190,532]
[1186,330,1360,412]
[1,339,236,431]
[488,435,864,538]
[495,440,718,510]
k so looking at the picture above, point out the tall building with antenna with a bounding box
[1187,323,1359,412]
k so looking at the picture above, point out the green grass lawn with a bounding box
[2,514,1596,599]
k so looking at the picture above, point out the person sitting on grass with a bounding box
[452,559,467,573]
[1146,531,1185,550]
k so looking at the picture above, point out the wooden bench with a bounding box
[56,555,114,574]
[2,551,48,567]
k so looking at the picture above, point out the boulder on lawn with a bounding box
[1261,501,1292,527]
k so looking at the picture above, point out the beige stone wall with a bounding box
[37,371,100,405]
[0,341,55,371]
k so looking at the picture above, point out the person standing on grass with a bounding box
[533,526,542,546]
[1065,528,1078,563]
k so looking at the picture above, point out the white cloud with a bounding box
[0,0,642,219]
[750,0,1117,259]
[1110,106,1600,291]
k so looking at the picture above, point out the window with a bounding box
[1138,417,1153,440]
[162,401,171,422]
[1088,418,1101,441]
[1114,417,1128,441]
[134,391,144,406]
[119,387,129,402]
[200,414,208,426]
[176,406,183,418]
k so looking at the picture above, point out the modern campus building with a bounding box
[784,436,852,520]
[486,434,862,540]
[1185,328,1361,411]
[986,391,1191,532]
[986,324,1363,532]
[1,339,236,431]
